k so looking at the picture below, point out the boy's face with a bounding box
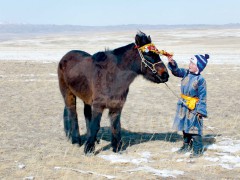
[189,61,198,73]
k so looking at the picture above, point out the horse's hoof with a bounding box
[112,147,121,153]
[112,148,118,153]
[65,130,70,138]
[112,142,122,153]
[84,141,95,154]
[71,136,81,146]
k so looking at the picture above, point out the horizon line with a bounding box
[0,22,240,27]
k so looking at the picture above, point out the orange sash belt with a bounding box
[180,94,199,110]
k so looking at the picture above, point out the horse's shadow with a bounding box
[80,126,218,154]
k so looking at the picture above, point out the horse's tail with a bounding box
[57,51,76,90]
[58,59,68,97]
[58,53,69,71]
[58,50,93,104]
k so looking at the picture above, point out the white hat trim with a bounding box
[196,54,207,64]
[190,56,198,65]
[190,56,199,74]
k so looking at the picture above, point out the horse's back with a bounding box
[58,50,91,68]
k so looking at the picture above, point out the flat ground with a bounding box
[0,60,240,179]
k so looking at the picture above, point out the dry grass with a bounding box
[0,60,240,179]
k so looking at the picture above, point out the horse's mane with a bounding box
[92,31,151,63]
[112,43,134,56]
[92,43,134,63]
[92,51,107,62]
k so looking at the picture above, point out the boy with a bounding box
[167,54,209,158]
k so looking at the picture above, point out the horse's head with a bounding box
[135,31,169,83]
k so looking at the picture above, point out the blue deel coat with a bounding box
[168,61,207,135]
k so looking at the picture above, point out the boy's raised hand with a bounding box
[167,55,175,65]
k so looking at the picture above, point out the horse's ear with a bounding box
[148,35,151,42]
[135,35,140,45]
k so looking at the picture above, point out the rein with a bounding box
[163,82,200,118]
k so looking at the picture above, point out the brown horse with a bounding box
[58,31,169,154]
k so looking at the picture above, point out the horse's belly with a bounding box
[106,98,126,109]
[93,94,126,109]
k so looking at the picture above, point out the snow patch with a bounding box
[204,157,219,162]
[54,166,116,179]
[25,79,36,82]
[208,138,240,153]
[49,73,57,76]
[205,138,240,169]
[99,153,150,165]
[176,159,184,162]
[139,151,151,159]
[124,166,184,178]
[206,126,215,130]
[99,151,154,165]
[220,154,240,164]
[184,152,191,157]
[24,176,34,180]
[171,147,179,152]
[18,163,26,169]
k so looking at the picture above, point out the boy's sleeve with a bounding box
[167,60,188,78]
[196,78,207,117]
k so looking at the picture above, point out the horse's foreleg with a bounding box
[64,93,81,145]
[109,108,122,153]
[84,108,102,154]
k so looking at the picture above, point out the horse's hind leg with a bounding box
[84,103,91,137]
[63,106,70,136]
[109,108,123,153]
[63,91,81,145]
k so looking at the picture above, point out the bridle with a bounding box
[137,47,162,74]
[135,43,165,74]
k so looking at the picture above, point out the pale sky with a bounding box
[0,0,239,26]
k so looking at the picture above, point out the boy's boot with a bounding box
[177,132,192,154]
[190,135,204,158]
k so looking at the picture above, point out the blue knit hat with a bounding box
[194,54,209,73]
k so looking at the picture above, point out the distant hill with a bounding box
[1,23,240,34]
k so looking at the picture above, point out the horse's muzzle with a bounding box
[157,72,169,83]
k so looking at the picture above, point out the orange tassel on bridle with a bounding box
[138,43,173,57]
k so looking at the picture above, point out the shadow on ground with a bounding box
[78,126,219,154]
